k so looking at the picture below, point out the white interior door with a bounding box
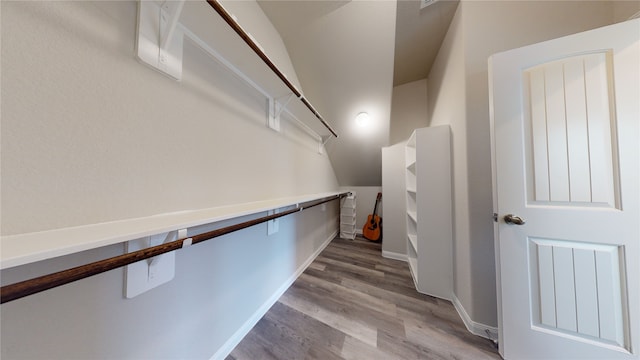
[490,19,639,359]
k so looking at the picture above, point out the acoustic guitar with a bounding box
[362,192,382,242]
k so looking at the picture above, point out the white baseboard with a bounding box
[451,294,499,342]
[210,230,338,360]
[355,229,363,235]
[381,250,407,262]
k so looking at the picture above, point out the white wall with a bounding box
[1,1,339,358]
[381,142,407,258]
[1,0,337,236]
[390,79,429,145]
[285,1,397,186]
[427,0,617,328]
[427,2,470,321]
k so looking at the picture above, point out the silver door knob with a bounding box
[504,214,525,225]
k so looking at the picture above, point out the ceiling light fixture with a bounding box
[355,112,370,127]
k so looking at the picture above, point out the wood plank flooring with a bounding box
[227,236,501,360]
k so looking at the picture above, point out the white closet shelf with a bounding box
[137,1,337,142]
[0,191,344,270]
[408,234,418,252]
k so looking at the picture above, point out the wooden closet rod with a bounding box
[0,193,347,304]
[206,0,338,139]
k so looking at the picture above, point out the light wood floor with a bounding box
[227,236,501,360]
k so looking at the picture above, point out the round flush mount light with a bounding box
[355,112,370,127]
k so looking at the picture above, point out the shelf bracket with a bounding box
[268,94,295,132]
[136,0,185,80]
[275,94,296,119]
[124,228,187,298]
[160,1,185,51]
[318,135,332,154]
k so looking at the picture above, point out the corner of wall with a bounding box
[451,293,498,342]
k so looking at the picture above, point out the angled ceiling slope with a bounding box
[394,0,459,86]
[259,0,397,186]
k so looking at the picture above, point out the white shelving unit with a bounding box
[340,193,357,240]
[405,126,453,300]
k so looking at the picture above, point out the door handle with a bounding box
[504,214,526,225]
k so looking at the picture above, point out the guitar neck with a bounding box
[371,193,381,216]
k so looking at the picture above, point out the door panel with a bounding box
[524,52,619,208]
[529,239,627,348]
[490,19,639,359]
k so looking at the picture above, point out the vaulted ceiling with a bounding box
[257,0,458,186]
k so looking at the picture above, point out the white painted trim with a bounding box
[209,230,338,360]
[451,293,499,342]
[382,250,407,262]
[355,229,363,235]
